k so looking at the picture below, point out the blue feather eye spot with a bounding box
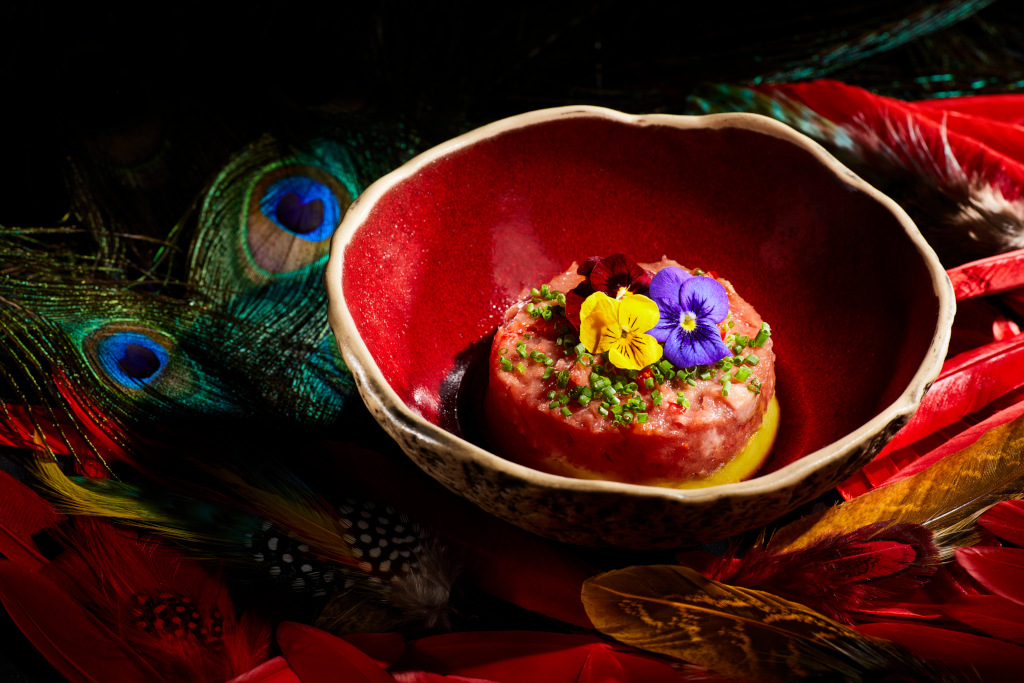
[247,164,352,274]
[260,175,340,242]
[82,323,193,398]
[96,332,169,387]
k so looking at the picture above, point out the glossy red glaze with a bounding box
[342,115,939,476]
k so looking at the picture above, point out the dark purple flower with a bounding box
[565,254,653,329]
[649,267,732,368]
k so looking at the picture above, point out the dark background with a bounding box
[2,1,1021,680]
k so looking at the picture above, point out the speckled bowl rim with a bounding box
[326,105,954,510]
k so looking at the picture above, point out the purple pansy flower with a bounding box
[649,267,732,368]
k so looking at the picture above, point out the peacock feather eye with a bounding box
[96,332,169,386]
[82,323,194,395]
[260,175,340,242]
[245,164,352,274]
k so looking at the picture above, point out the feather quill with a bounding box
[582,564,959,682]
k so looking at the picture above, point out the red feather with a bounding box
[956,546,1024,605]
[752,80,1024,201]
[228,656,302,683]
[393,631,705,683]
[702,522,938,624]
[391,673,499,683]
[277,622,395,683]
[978,499,1024,546]
[342,632,408,669]
[0,468,63,568]
[947,249,1024,300]
[856,622,1024,680]
[940,594,1024,644]
[838,379,1024,498]
[0,560,164,683]
[23,519,272,682]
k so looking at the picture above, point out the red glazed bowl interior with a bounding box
[341,111,941,480]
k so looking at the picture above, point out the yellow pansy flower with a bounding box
[579,291,663,371]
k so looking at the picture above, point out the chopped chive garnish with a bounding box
[574,342,587,357]
[499,347,508,355]
[499,358,513,371]
[636,412,648,424]
[651,390,663,406]
[645,377,655,389]
[526,302,536,316]
[753,322,771,347]
[557,370,570,388]
[556,292,566,306]
[516,341,527,358]
[734,367,752,381]
[546,390,556,400]
[561,406,572,417]
[577,395,591,407]
[530,287,540,299]
[540,284,550,298]
[549,400,559,409]
[542,367,554,379]
[516,362,526,374]
[610,405,623,415]
[745,354,759,366]
[721,379,730,397]
[686,377,697,386]
[530,350,544,361]
[541,307,552,320]
[622,411,634,423]
[598,405,609,416]
[658,360,673,374]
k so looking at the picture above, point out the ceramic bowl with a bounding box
[325,106,954,549]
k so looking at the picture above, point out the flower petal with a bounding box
[564,281,594,330]
[649,298,681,343]
[579,292,620,354]
[578,255,603,277]
[679,276,730,324]
[663,320,731,368]
[609,333,663,371]
[590,254,650,297]
[649,267,692,303]
[616,293,660,334]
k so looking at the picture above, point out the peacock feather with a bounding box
[0,121,423,474]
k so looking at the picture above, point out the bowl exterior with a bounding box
[327,106,954,548]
